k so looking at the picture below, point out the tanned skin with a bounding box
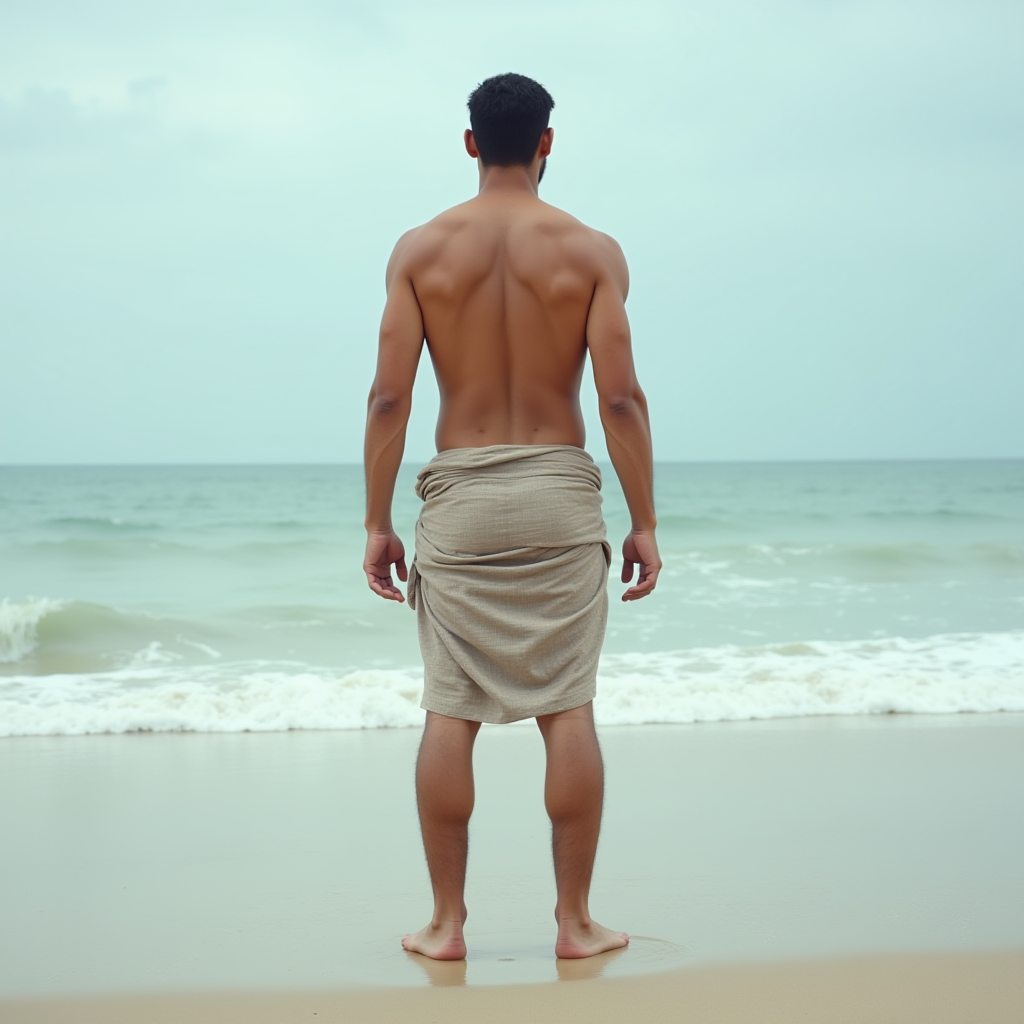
[363,125,661,961]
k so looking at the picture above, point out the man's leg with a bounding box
[402,710,481,960]
[536,702,629,958]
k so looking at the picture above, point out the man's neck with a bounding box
[477,163,540,198]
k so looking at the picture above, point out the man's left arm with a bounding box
[363,235,424,603]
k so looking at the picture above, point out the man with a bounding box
[363,73,660,961]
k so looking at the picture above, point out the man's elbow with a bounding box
[599,389,646,420]
[366,388,411,419]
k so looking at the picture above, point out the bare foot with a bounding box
[401,919,467,961]
[555,917,630,959]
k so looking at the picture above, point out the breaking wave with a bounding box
[0,598,66,663]
[1,630,1021,737]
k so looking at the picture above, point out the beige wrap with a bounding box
[407,445,611,724]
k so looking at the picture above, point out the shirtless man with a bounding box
[363,73,660,961]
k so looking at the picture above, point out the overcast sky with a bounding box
[1,0,1021,464]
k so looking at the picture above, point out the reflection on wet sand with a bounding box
[405,942,631,986]
[404,952,468,987]
[556,945,628,981]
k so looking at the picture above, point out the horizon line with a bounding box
[2,455,1022,470]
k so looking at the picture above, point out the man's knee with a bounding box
[536,701,597,737]
[422,711,482,746]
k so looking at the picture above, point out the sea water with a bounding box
[1,461,1021,736]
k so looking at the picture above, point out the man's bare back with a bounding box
[384,188,626,451]
[361,74,660,962]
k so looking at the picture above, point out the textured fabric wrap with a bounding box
[407,445,611,724]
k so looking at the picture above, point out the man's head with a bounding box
[466,73,554,168]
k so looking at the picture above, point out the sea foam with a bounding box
[595,632,1024,724]
[1,631,1021,737]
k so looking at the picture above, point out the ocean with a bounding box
[1,460,1022,736]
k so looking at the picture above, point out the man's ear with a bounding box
[464,129,479,159]
[538,127,554,159]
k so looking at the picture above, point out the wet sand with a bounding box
[2,714,1023,1020]
[5,951,1024,1023]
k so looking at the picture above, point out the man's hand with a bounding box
[620,529,662,602]
[364,530,408,602]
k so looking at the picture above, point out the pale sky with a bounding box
[1,0,1021,464]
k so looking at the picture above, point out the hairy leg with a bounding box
[536,702,629,958]
[402,710,481,960]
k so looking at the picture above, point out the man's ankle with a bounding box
[555,905,591,926]
[431,912,465,929]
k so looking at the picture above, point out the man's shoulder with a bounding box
[533,203,625,274]
[419,199,477,234]
[389,201,477,263]
[531,200,620,249]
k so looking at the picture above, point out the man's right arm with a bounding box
[363,231,425,602]
[585,234,662,601]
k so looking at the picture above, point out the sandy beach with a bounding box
[5,951,1023,1023]
[2,713,1023,1021]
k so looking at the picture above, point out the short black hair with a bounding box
[467,73,555,167]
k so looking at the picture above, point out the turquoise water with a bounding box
[1,460,1022,734]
